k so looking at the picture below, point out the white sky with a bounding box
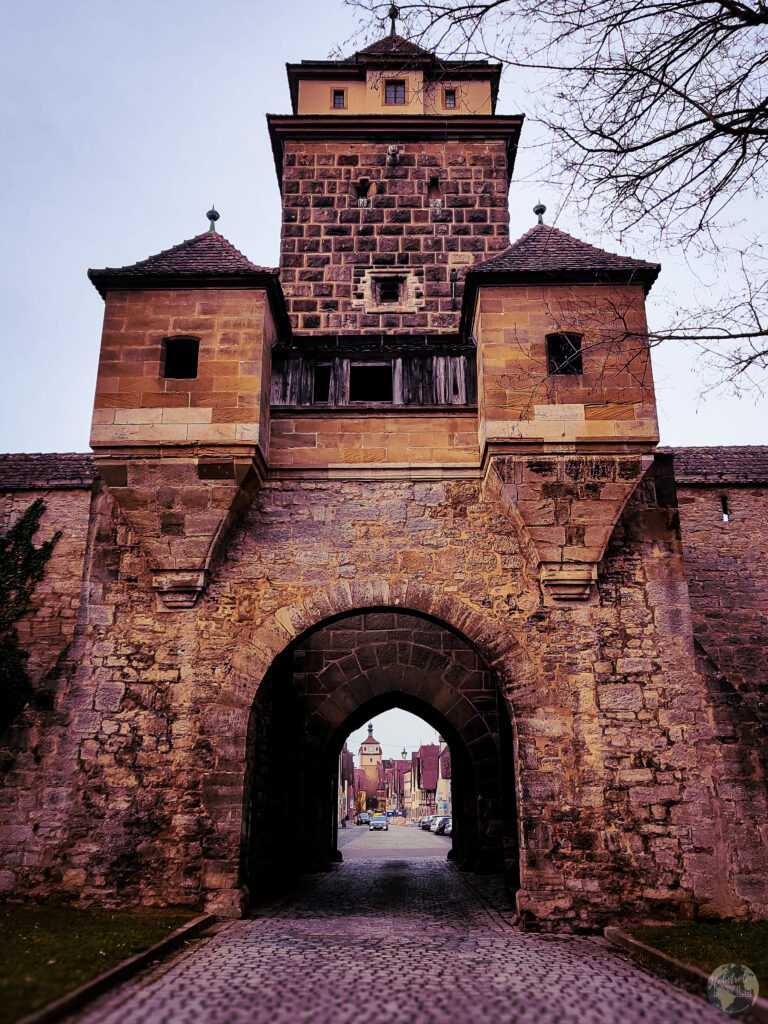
[345,710,441,768]
[1,0,766,452]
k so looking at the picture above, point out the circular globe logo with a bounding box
[706,964,759,1015]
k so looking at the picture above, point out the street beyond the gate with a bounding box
[63,828,723,1024]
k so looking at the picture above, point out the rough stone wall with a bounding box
[279,139,510,334]
[0,479,92,689]
[1,456,765,929]
[675,482,768,709]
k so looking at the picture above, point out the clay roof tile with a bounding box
[88,232,278,298]
[469,223,660,293]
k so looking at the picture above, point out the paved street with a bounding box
[66,833,723,1024]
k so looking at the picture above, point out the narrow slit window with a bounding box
[546,332,583,375]
[721,495,730,522]
[355,179,372,208]
[313,364,332,403]
[428,176,442,210]
[444,88,456,109]
[333,89,346,109]
[163,337,199,379]
[385,80,406,104]
[349,363,393,403]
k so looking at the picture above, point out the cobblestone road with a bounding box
[67,834,723,1024]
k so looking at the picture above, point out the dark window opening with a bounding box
[376,277,403,304]
[355,179,372,208]
[349,363,393,403]
[385,80,406,104]
[546,332,583,375]
[333,89,346,109]
[428,176,442,210]
[444,88,456,109]
[163,337,199,379]
[313,364,332,403]
[721,494,730,522]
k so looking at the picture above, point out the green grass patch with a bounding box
[630,921,768,995]
[0,903,197,1024]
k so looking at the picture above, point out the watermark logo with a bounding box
[706,964,759,1015]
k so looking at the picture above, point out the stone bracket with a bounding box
[484,449,654,603]
[93,447,265,609]
[152,570,209,610]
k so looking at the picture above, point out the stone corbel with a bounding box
[152,570,209,609]
[94,450,265,610]
[484,450,654,604]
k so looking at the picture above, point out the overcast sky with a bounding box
[346,710,441,768]
[1,0,767,452]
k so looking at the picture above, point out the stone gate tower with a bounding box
[1,29,766,931]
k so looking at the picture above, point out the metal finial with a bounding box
[533,201,546,225]
[206,206,220,232]
[402,748,407,759]
[368,723,374,738]
[388,3,400,37]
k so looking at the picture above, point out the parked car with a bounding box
[435,817,451,835]
[357,812,370,826]
[421,815,437,830]
[430,816,450,833]
[369,813,389,831]
[444,820,453,836]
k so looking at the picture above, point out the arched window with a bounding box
[162,336,200,379]
[546,331,583,376]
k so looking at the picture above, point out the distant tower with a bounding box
[358,724,383,808]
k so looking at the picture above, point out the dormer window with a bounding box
[163,337,199,379]
[385,80,406,105]
[332,89,346,109]
[546,332,583,375]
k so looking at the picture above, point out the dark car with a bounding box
[435,816,451,835]
[357,812,370,826]
[421,815,436,830]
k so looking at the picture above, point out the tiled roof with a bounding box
[88,232,278,297]
[354,34,432,60]
[659,446,768,484]
[0,453,94,491]
[469,224,660,293]
[439,746,451,780]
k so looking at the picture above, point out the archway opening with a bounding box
[240,610,519,906]
[337,708,458,864]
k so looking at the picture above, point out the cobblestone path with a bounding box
[67,852,722,1024]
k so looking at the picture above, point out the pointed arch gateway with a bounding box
[240,609,519,905]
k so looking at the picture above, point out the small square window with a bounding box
[444,88,456,109]
[546,332,583,375]
[333,89,346,109]
[349,363,393,403]
[375,277,403,304]
[385,80,406,104]
[163,337,199,379]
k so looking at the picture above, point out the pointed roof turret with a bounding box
[468,223,660,291]
[88,225,289,333]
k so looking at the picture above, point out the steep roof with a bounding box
[0,453,94,491]
[418,744,440,791]
[439,746,452,780]
[88,232,279,299]
[469,224,660,292]
[354,33,433,60]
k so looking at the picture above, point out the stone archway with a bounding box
[240,610,519,905]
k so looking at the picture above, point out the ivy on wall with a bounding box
[0,499,60,735]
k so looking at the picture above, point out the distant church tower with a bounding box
[358,723,383,807]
